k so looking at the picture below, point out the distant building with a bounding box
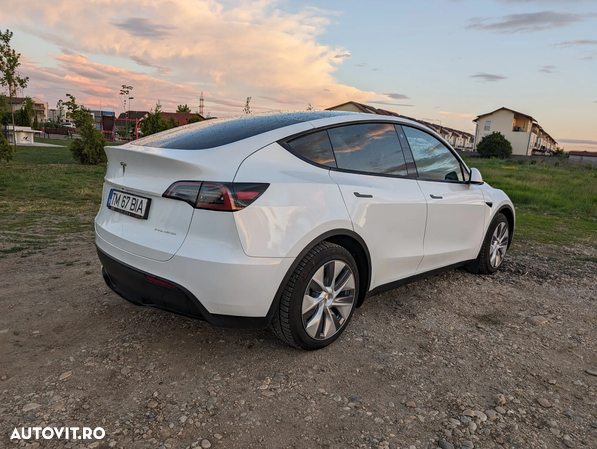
[115,111,149,128]
[473,107,557,155]
[569,151,597,166]
[326,101,474,150]
[9,96,49,122]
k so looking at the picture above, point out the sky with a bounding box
[0,0,596,152]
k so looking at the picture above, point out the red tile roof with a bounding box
[161,112,204,126]
[569,151,597,157]
[473,107,535,123]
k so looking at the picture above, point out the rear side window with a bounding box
[327,123,408,176]
[287,131,337,167]
[402,126,464,181]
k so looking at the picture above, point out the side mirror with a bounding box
[469,168,484,185]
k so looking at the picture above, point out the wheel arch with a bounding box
[496,205,515,247]
[264,229,372,327]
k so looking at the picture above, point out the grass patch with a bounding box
[0,145,107,255]
[464,158,597,246]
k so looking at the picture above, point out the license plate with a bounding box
[107,189,151,219]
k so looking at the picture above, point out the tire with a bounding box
[468,213,510,275]
[271,242,359,350]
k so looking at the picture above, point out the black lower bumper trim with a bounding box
[97,247,271,330]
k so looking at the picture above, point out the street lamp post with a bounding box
[119,85,133,140]
[128,96,134,140]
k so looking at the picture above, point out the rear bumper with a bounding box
[98,247,275,329]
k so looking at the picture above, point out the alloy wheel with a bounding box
[301,260,356,340]
[489,222,509,268]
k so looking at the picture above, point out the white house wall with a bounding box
[475,109,532,155]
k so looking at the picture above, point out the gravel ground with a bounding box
[1,232,596,449]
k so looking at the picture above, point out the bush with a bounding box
[476,132,513,159]
[70,121,107,165]
[0,132,14,163]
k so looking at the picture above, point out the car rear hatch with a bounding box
[96,115,324,261]
[95,143,247,261]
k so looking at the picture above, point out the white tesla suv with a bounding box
[95,112,514,349]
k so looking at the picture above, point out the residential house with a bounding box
[9,96,49,122]
[569,151,597,166]
[473,107,557,155]
[326,101,474,150]
[115,111,149,129]
[48,109,61,123]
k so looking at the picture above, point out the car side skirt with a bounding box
[365,260,475,299]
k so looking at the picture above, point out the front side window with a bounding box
[327,123,408,176]
[484,120,491,131]
[402,126,464,181]
[287,130,337,167]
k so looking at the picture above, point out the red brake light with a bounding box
[196,182,235,211]
[236,191,260,201]
[163,181,269,211]
[146,275,179,290]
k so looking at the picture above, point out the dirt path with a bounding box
[1,233,596,449]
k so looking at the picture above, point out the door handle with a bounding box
[430,194,443,199]
[354,192,373,198]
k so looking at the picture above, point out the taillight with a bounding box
[145,275,179,290]
[163,181,268,211]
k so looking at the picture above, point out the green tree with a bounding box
[167,116,178,129]
[0,131,13,163]
[476,132,513,159]
[14,97,33,126]
[0,94,10,125]
[0,29,29,148]
[140,102,178,136]
[176,104,191,113]
[56,99,65,124]
[243,97,251,114]
[64,94,107,165]
[187,114,202,124]
[32,115,39,130]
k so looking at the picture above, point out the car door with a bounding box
[322,122,428,290]
[399,125,486,273]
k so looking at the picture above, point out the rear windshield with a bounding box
[131,111,355,150]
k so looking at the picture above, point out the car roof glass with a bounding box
[130,111,356,150]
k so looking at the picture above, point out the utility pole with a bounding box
[199,92,204,117]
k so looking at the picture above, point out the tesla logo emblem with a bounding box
[120,162,127,175]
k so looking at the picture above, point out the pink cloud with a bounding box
[1,0,375,116]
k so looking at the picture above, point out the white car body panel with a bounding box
[329,170,427,289]
[232,143,353,258]
[96,209,292,317]
[415,180,486,273]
